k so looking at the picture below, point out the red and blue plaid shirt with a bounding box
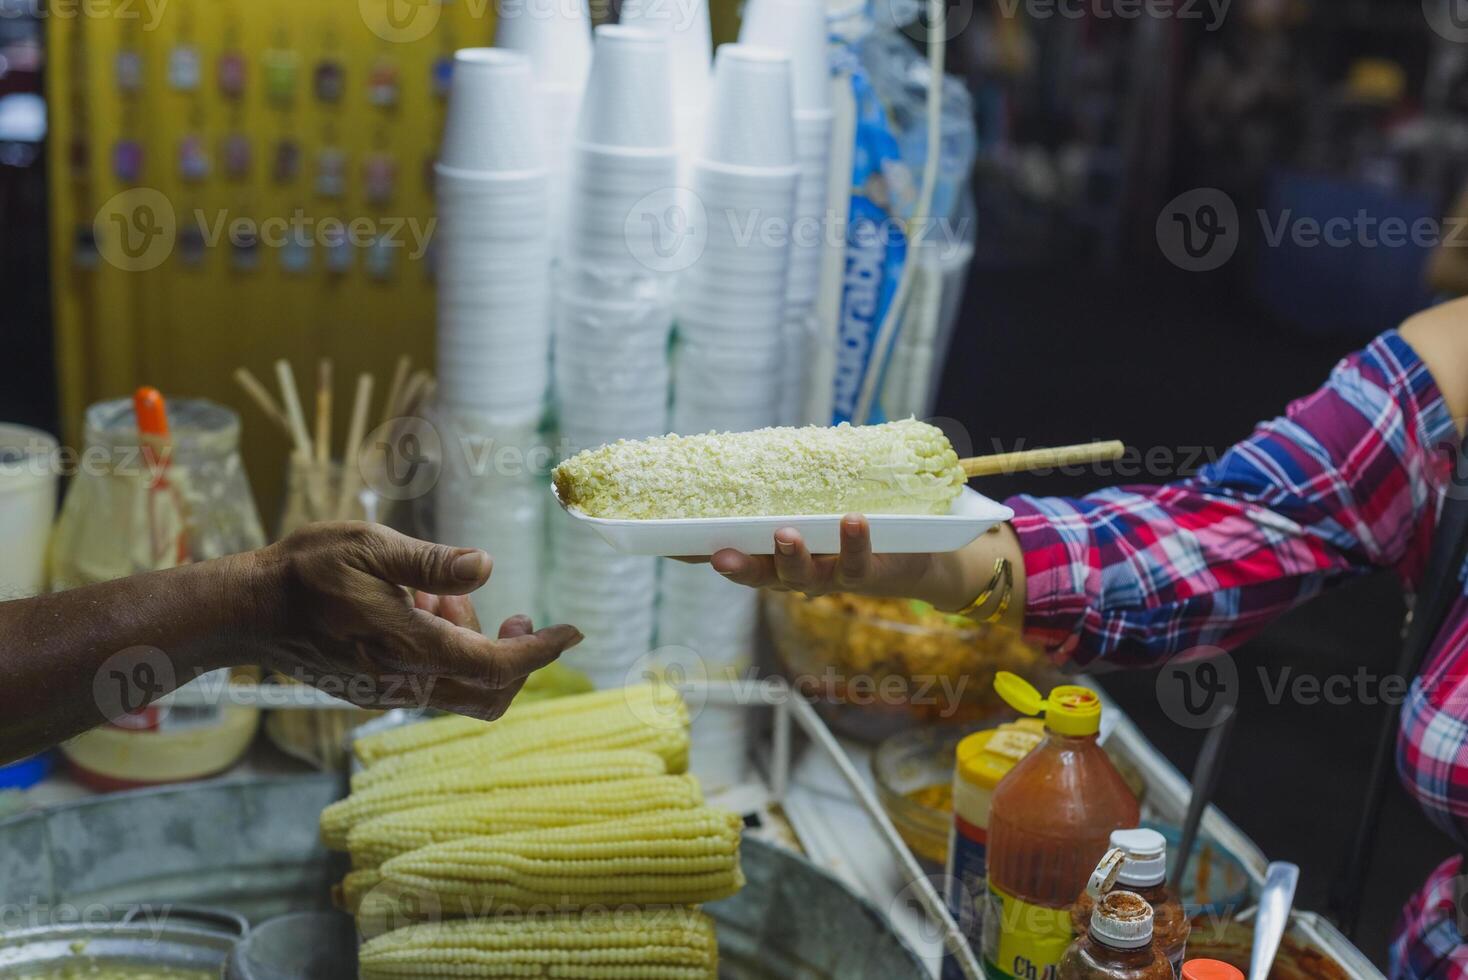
[1006,330,1468,978]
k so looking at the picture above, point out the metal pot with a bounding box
[0,905,247,975]
[0,774,928,978]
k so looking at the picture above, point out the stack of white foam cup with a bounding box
[433,49,552,630]
[550,26,680,683]
[493,0,593,251]
[740,0,833,424]
[617,0,712,187]
[657,44,799,689]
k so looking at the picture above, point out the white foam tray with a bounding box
[552,486,1014,557]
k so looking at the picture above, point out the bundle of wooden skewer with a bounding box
[234,356,435,532]
[236,356,433,770]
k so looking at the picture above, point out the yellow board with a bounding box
[47,0,492,524]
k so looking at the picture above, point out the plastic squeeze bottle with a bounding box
[984,673,1141,980]
[942,722,1046,980]
[1057,890,1173,980]
[1072,829,1190,976]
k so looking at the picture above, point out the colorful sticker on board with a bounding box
[116,50,143,94]
[168,44,201,91]
[272,139,302,184]
[112,139,144,182]
[74,226,100,270]
[431,56,453,99]
[323,225,352,274]
[218,51,247,98]
[179,135,210,182]
[367,59,400,108]
[316,148,347,198]
[222,134,252,180]
[264,49,299,104]
[231,228,261,272]
[314,59,345,103]
[364,154,397,204]
[366,237,395,281]
[178,224,206,266]
[280,235,312,275]
[70,137,89,177]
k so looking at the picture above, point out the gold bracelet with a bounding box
[956,557,1013,623]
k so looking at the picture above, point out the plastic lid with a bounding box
[1090,891,1154,950]
[1111,828,1169,886]
[1086,848,1127,901]
[956,724,1046,790]
[1181,961,1246,980]
[994,672,1103,737]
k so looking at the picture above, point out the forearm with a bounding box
[921,524,1027,632]
[0,552,275,764]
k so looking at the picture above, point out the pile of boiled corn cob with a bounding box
[321,681,739,979]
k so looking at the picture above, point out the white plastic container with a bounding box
[0,424,58,598]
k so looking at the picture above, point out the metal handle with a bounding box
[120,903,250,940]
[1248,862,1300,980]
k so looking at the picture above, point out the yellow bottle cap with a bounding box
[994,671,1103,737]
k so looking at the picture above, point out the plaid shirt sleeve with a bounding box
[1006,330,1458,669]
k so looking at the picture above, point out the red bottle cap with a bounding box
[1182,961,1245,980]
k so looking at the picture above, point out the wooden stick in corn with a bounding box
[552,418,967,519]
[357,908,719,980]
[320,749,668,850]
[346,774,704,870]
[352,682,680,766]
[352,690,690,790]
[377,807,745,916]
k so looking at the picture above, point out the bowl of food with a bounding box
[872,727,968,867]
[765,591,1061,741]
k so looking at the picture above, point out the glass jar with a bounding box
[49,398,266,790]
[50,398,265,588]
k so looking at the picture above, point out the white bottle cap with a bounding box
[1111,828,1169,888]
[1086,847,1127,901]
[1090,891,1155,950]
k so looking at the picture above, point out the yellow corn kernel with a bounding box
[377,807,745,917]
[352,690,689,791]
[352,683,673,766]
[320,750,668,851]
[346,774,704,870]
[357,908,719,979]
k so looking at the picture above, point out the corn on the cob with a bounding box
[338,868,384,913]
[320,750,668,850]
[353,683,677,766]
[357,908,719,980]
[353,702,689,793]
[347,774,704,869]
[553,418,967,519]
[377,807,745,916]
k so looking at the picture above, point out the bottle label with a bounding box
[981,882,1074,980]
[941,814,989,980]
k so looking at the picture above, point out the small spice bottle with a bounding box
[1058,890,1174,980]
[1072,828,1190,975]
